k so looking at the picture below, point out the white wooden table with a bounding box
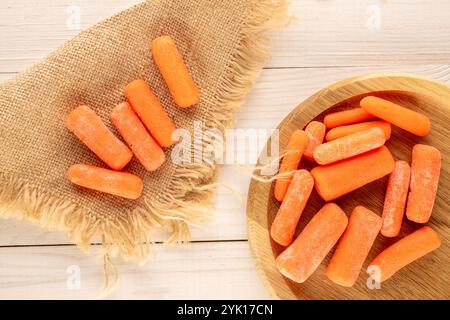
[0,0,449,299]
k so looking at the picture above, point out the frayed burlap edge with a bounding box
[0,0,291,295]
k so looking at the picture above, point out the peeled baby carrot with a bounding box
[111,102,166,172]
[360,96,431,136]
[276,203,348,283]
[67,164,144,200]
[303,121,326,161]
[311,146,395,201]
[326,206,382,287]
[314,127,386,165]
[326,120,391,141]
[152,36,200,108]
[274,130,309,201]
[381,161,411,237]
[270,170,314,246]
[323,108,375,129]
[368,226,441,283]
[406,144,441,223]
[124,80,177,148]
[65,106,132,171]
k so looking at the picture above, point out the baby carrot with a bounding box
[314,127,386,165]
[65,106,132,171]
[326,120,391,141]
[124,80,177,148]
[276,203,348,283]
[152,36,200,108]
[360,96,431,136]
[270,170,314,246]
[111,102,166,172]
[381,161,411,237]
[406,144,441,223]
[274,130,309,201]
[311,146,395,201]
[326,206,382,287]
[67,164,144,200]
[303,121,326,161]
[368,226,441,283]
[323,108,375,129]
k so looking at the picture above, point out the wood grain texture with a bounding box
[247,74,450,299]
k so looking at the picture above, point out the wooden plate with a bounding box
[246,74,450,300]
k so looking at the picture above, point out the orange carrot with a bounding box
[314,127,386,165]
[152,36,200,108]
[360,96,431,136]
[67,164,144,200]
[274,130,309,201]
[65,106,132,171]
[326,120,391,141]
[323,108,375,129]
[276,203,348,283]
[381,160,411,237]
[406,144,441,223]
[270,170,314,246]
[368,226,441,283]
[124,80,177,148]
[311,146,395,201]
[111,102,166,172]
[326,206,382,287]
[303,121,326,161]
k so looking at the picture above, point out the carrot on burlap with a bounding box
[274,130,309,201]
[67,164,144,200]
[303,121,326,161]
[152,35,200,108]
[311,146,395,201]
[381,160,411,237]
[276,203,348,283]
[124,79,177,148]
[368,226,441,283]
[360,96,431,136]
[406,144,441,223]
[326,120,391,141]
[323,108,375,129]
[270,170,314,247]
[111,102,166,172]
[326,206,382,287]
[314,127,386,165]
[65,105,132,171]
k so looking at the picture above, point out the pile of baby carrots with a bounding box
[65,36,199,199]
[272,96,442,287]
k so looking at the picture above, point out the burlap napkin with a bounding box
[0,0,289,265]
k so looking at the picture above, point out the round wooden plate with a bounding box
[246,74,450,300]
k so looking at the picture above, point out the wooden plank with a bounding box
[0,241,270,299]
[0,0,450,72]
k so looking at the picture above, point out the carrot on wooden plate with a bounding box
[65,105,132,171]
[303,121,326,161]
[381,160,411,237]
[314,127,386,165]
[111,102,166,172]
[274,130,309,201]
[276,203,348,283]
[368,226,441,283]
[360,96,431,136]
[67,164,144,200]
[326,120,391,141]
[326,206,382,287]
[323,108,375,129]
[311,146,395,201]
[125,79,177,148]
[270,170,314,246]
[152,35,200,108]
[406,144,441,223]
